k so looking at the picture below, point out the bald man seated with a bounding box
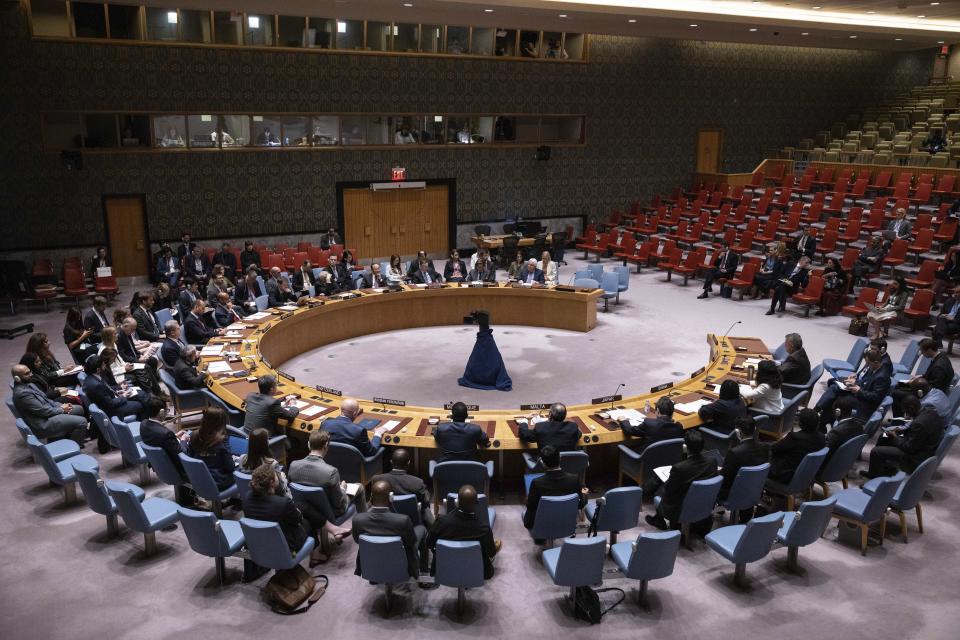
[371,448,433,526]
[426,484,500,579]
[351,480,429,580]
[321,398,388,458]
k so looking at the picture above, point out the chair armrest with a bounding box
[362,446,385,464]
[618,444,641,460]
[268,435,287,447]
[699,426,734,441]
[226,426,247,440]
[485,460,494,478]
[521,452,538,471]
[122,415,137,423]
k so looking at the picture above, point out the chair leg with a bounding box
[457,587,466,616]
[384,585,393,613]
[841,477,848,489]
[859,523,868,556]
[916,504,924,534]
[898,510,908,543]
[682,524,692,550]
[734,563,747,588]
[144,532,158,557]
[106,513,119,538]
[637,580,648,606]
[138,463,151,486]
[786,546,799,573]
[786,494,795,511]
[215,556,226,585]
[609,531,618,545]
[63,482,78,505]
[879,512,887,545]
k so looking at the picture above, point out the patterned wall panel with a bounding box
[0,5,934,250]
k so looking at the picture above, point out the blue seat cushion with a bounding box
[584,501,599,521]
[331,503,357,527]
[56,453,99,483]
[141,498,180,528]
[47,439,81,462]
[823,358,854,371]
[832,488,872,520]
[541,546,561,581]
[609,540,634,573]
[860,476,905,504]
[219,519,246,554]
[704,524,746,560]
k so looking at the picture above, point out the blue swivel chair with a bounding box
[764,447,829,510]
[179,507,246,585]
[444,492,497,529]
[142,443,191,500]
[573,277,599,291]
[613,265,630,303]
[771,342,788,363]
[584,486,643,544]
[76,466,144,538]
[159,369,207,427]
[861,456,938,543]
[831,472,904,555]
[526,494,580,547]
[356,535,411,614]
[776,496,836,572]
[781,365,823,403]
[255,294,269,311]
[5,395,22,419]
[587,263,604,280]
[542,537,607,607]
[88,403,119,451]
[431,460,493,515]
[610,530,681,605]
[390,493,422,526]
[112,417,151,485]
[435,540,485,615]
[523,450,588,493]
[721,463,771,524]
[935,424,960,470]
[822,337,869,378]
[240,517,315,583]
[204,390,245,427]
[816,434,869,496]
[751,391,808,438]
[179,452,238,517]
[705,511,785,587]
[290,483,356,553]
[155,308,174,329]
[655,475,722,548]
[26,434,99,505]
[325,441,383,485]
[862,410,885,439]
[892,339,922,375]
[14,418,79,462]
[106,480,180,556]
[618,437,684,487]
[599,271,620,312]
[233,470,252,503]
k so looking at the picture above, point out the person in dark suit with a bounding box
[138,397,193,504]
[862,396,943,478]
[11,364,88,445]
[467,256,496,282]
[518,402,581,453]
[183,299,222,345]
[426,484,500,579]
[752,245,786,298]
[233,269,263,314]
[371,448,433,526]
[352,480,427,578]
[621,396,683,451]
[779,332,811,386]
[932,286,960,348]
[243,462,313,553]
[184,405,235,490]
[361,263,388,289]
[82,296,111,344]
[522,445,588,531]
[517,259,545,285]
[319,228,342,251]
[160,320,186,368]
[242,375,299,439]
[81,355,145,420]
[769,408,826,484]
[173,345,207,390]
[240,241,261,273]
[288,430,367,517]
[893,338,956,417]
[824,395,863,466]
[213,292,242,328]
[793,225,818,260]
[91,246,111,275]
[319,255,352,294]
[718,417,771,519]
[178,279,201,318]
[433,401,490,461]
[132,292,162,342]
[698,239,740,299]
[321,398,385,457]
[184,246,211,284]
[410,259,442,285]
[211,242,238,280]
[443,250,469,283]
[176,232,197,261]
[156,245,181,287]
[697,380,747,434]
[292,259,317,295]
[815,348,891,429]
[407,251,435,276]
[645,429,719,531]
[767,256,811,315]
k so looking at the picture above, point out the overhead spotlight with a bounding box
[917,15,926,18]
[812,5,821,9]
[628,18,637,23]
[749,27,758,32]
[801,32,809,35]
[849,35,857,38]
[403,2,413,6]
[558,14,567,18]
[689,24,698,27]
[895,38,903,41]
[484,8,494,12]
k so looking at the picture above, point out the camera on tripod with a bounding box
[462,310,490,330]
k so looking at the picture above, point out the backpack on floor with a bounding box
[264,566,327,615]
[573,586,626,624]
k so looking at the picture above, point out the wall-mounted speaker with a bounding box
[61,150,83,171]
[535,145,551,161]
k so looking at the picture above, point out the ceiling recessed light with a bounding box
[558,14,567,18]
[628,18,637,23]
[867,11,875,14]
[931,2,940,5]
[917,15,926,18]
[484,8,493,12]
[938,40,945,44]
[801,32,809,35]
[895,38,903,41]
[749,27,758,32]
[402,2,412,6]
[849,35,857,38]
[812,5,821,9]
[689,24,698,27]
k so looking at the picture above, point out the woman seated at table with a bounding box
[739,360,784,415]
[867,277,908,337]
[507,251,526,280]
[341,250,359,272]
[387,254,407,283]
[185,406,236,492]
[697,380,747,434]
[816,257,849,316]
[537,250,559,286]
[443,249,468,283]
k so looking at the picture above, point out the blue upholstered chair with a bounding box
[431,460,493,515]
[204,390,245,427]
[444,493,497,529]
[584,486,643,544]
[862,456,938,543]
[935,424,960,470]
[862,410,886,439]
[241,517,315,585]
[892,339,922,375]
[155,308,174,329]
[356,535,411,613]
[159,368,207,427]
[179,507,246,585]
[179,452,238,517]
[5,395,22,419]
[822,338,869,378]
[618,437,684,486]
[325,441,383,485]
[541,537,607,606]
[781,364,823,403]
[610,530,681,605]
[254,294,269,311]
[290,482,356,553]
[613,265,630,303]
[764,446,829,510]
[112,417,151,485]
[523,450,588,493]
[26,434,99,505]
[705,511,784,587]
[15,418,79,462]
[655,475,722,549]
[776,496,836,572]
[435,540,485,615]
[599,271,619,312]
[831,472,904,555]
[771,342,788,363]
[389,493,421,526]
[587,263,604,280]
[141,443,190,497]
[816,433,869,496]
[751,391,808,438]
[573,277,599,291]
[720,463,770,524]
[106,480,179,556]
[526,494,580,547]
[76,466,144,537]
[232,470,251,503]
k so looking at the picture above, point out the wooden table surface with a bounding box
[471,233,554,249]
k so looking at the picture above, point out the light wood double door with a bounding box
[342,185,449,259]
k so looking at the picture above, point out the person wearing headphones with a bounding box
[11,364,88,445]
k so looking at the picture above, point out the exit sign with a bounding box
[391,166,407,181]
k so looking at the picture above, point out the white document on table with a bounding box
[226,323,247,330]
[207,361,233,374]
[129,363,146,371]
[675,399,712,414]
[245,312,271,320]
[379,420,401,433]
[200,344,224,356]
[300,405,329,418]
[278,305,299,312]
[608,409,647,423]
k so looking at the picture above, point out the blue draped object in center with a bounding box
[458,327,512,391]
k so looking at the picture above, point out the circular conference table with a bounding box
[199,283,771,480]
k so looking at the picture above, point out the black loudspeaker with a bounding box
[535,145,551,161]
[61,150,83,171]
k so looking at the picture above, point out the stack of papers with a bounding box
[245,312,271,320]
[300,405,329,418]
[226,323,247,330]
[207,361,233,374]
[225,331,244,338]
[379,419,401,433]
[200,344,224,356]
[129,363,146,371]
[607,408,647,423]
[675,398,712,414]
[742,357,764,368]
[278,305,299,312]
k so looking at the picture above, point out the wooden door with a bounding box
[103,195,148,277]
[696,128,724,174]
[343,185,449,260]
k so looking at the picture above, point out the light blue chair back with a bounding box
[433,461,491,499]
[893,457,938,511]
[936,424,960,466]
[89,404,118,449]
[731,511,784,563]
[444,493,496,529]
[818,434,868,484]
[623,531,681,580]
[5,395,21,419]
[26,434,96,484]
[639,437,685,483]
[255,294,269,311]
[771,342,788,362]
[389,493,421,526]
[574,277,599,289]
[587,263,604,281]
[179,507,243,557]
[205,390,245,427]
[862,410,885,438]
[357,535,410,585]
[677,475,722,524]
[142,443,186,486]
[914,356,932,377]
[112,417,147,465]
[778,496,836,548]
[600,271,619,297]
[859,475,903,523]
[106,480,155,533]
[325,441,382,484]
[783,447,829,494]
[14,417,33,442]
[573,270,591,282]
[289,482,339,522]
[233,470,252,501]
[179,452,236,501]
[895,340,921,374]
[530,494,579,541]
[723,463,771,512]
[947,385,960,418]
[551,537,606,587]
[240,518,313,571]
[155,308,174,328]
[613,265,630,292]
[75,466,117,517]
[560,450,590,478]
[846,338,870,368]
[594,486,643,534]
[435,540,484,589]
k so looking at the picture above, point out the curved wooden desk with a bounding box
[201,284,770,456]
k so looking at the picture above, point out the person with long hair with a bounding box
[867,276,908,337]
[239,428,289,496]
[386,254,406,283]
[25,333,73,386]
[443,249,468,283]
[739,359,784,414]
[18,353,75,403]
[185,406,235,491]
[63,307,95,364]
[537,250,558,286]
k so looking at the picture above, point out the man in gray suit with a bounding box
[132,291,162,342]
[288,430,367,514]
[884,207,912,243]
[242,374,298,440]
[351,479,427,579]
[11,365,87,444]
[265,267,285,308]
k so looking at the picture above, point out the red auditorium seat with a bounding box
[905,260,939,289]
[902,289,934,331]
[843,287,881,317]
[727,263,758,300]
[790,276,824,317]
[883,239,908,275]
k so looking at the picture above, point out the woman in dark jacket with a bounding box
[698,380,747,434]
[769,408,826,484]
[185,406,235,490]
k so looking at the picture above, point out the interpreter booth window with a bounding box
[420,24,442,53]
[446,26,469,54]
[281,116,310,146]
[306,17,335,48]
[392,116,421,145]
[392,23,419,52]
[494,28,517,56]
[540,116,583,144]
[367,21,391,51]
[336,19,363,50]
[251,116,282,146]
[180,9,211,43]
[145,7,179,41]
[494,116,516,142]
[446,117,492,144]
[471,27,494,56]
[245,14,274,46]
[186,114,218,148]
[564,33,585,60]
[220,115,250,147]
[30,0,71,37]
[519,30,540,57]
[420,116,445,145]
[341,116,389,145]
[213,11,242,45]
[119,115,150,147]
[340,116,366,145]
[277,15,305,47]
[83,114,119,148]
[153,115,187,148]
[310,116,339,145]
[71,2,107,38]
[108,4,142,40]
[43,113,84,149]
[515,116,541,143]
[541,31,565,59]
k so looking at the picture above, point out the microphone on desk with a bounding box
[721,320,742,339]
[610,383,625,408]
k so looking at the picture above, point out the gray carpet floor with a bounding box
[1,254,958,639]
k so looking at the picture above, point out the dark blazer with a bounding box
[794,234,817,259]
[517,419,581,453]
[443,259,468,281]
[351,507,421,579]
[433,421,490,462]
[139,418,185,476]
[240,250,261,272]
[711,249,740,277]
[243,392,298,437]
[778,263,810,292]
[371,469,430,507]
[323,264,351,292]
[408,258,435,276]
[852,365,892,420]
[184,312,215,345]
[184,254,211,282]
[719,438,771,497]
[81,374,130,415]
[82,308,109,342]
[658,453,719,523]
[467,266,496,282]
[243,491,309,552]
[185,439,235,490]
[697,398,747,434]
[321,415,381,457]
[117,330,141,364]
[213,303,241,328]
[426,509,497,578]
[319,233,342,250]
[361,271,389,289]
[410,268,442,285]
[211,251,238,278]
[517,268,546,284]
[780,348,812,386]
[173,357,207,390]
[925,352,955,393]
[523,469,585,529]
[178,288,200,318]
[91,255,111,275]
[160,337,184,368]
[177,241,197,260]
[292,269,316,293]
[896,408,944,472]
[233,279,262,308]
[825,417,864,465]
[621,416,684,450]
[132,306,162,342]
[770,429,826,483]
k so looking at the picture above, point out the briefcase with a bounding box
[848,317,868,336]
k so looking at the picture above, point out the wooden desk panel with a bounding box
[472,234,553,250]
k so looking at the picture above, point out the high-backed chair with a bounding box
[241,517,315,582]
[389,493,421,526]
[816,434,869,496]
[443,493,496,529]
[356,535,411,614]
[290,482,357,553]
[179,507,246,585]
[232,470,251,502]
[831,473,904,555]
[599,271,620,312]
[705,511,785,587]
[751,391,808,438]
[179,452,238,517]
[431,460,493,515]
[88,403,119,451]
[618,438,684,486]
[141,443,191,503]
[781,365,823,403]
[822,338,869,377]
[776,496,836,572]
[106,480,180,556]
[159,369,207,427]
[25,434,99,505]
[203,390,245,427]
[720,463,771,524]
[14,418,79,462]
[861,456,938,543]
[764,447,829,510]
[541,537,607,607]
[584,486,643,544]
[76,466,144,538]
[892,339,922,375]
[324,441,383,485]
[522,450,588,493]
[935,424,959,470]
[656,475,722,548]
[526,494,579,547]
[112,417,151,485]
[435,540,485,615]
[610,530,681,605]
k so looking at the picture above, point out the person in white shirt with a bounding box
[739,360,784,415]
[537,250,558,285]
[394,124,416,144]
[161,127,184,147]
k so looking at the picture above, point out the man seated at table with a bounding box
[321,398,387,457]
[234,267,263,313]
[433,401,490,462]
[371,448,432,526]
[173,345,208,390]
[178,279,201,319]
[213,292,243,328]
[621,396,683,452]
[426,484,500,579]
[320,254,351,294]
[407,250,434,276]
[697,380,746,434]
[518,402,580,453]
[522,445,588,534]
[81,354,146,421]
[779,332,811,385]
[292,259,317,296]
[132,291,163,342]
[351,479,426,578]
[645,429,718,531]
[361,262,388,289]
[138,396,193,504]
[289,430,367,516]
[242,374,299,440]
[211,242,238,280]
[860,396,943,479]
[410,259,442,285]
[184,299,223,345]
[468,256,496,282]
[718,417,770,519]
[516,258,545,285]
